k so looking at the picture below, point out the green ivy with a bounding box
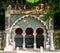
[42,0,60,21]
[0,0,60,21]
[26,0,39,4]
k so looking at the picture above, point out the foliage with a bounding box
[43,0,60,21]
[0,0,60,21]
[26,0,60,21]
[26,0,39,4]
[53,32,60,49]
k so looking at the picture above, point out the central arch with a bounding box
[25,27,34,35]
[25,27,34,48]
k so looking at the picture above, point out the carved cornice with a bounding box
[6,9,45,14]
[4,3,50,14]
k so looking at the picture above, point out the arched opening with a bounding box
[25,28,34,48]
[15,28,23,34]
[25,28,33,35]
[14,28,23,48]
[36,28,44,48]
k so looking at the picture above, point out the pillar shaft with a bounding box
[49,17,55,50]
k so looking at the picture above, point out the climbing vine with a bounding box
[44,0,60,21]
[26,0,60,21]
[42,0,60,21]
[0,0,60,21]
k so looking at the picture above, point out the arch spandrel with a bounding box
[10,15,48,34]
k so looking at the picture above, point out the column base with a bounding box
[4,45,13,51]
[23,43,26,49]
[46,45,50,50]
[50,46,55,50]
[40,46,43,52]
[34,43,36,49]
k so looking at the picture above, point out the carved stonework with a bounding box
[5,17,9,29]
[2,2,51,15]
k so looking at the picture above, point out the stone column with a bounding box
[4,29,10,51]
[33,30,36,49]
[5,9,10,29]
[43,33,47,49]
[6,29,10,45]
[23,31,26,49]
[6,33,9,46]
[49,17,55,50]
[50,30,55,50]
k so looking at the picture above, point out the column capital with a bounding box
[5,28,10,34]
[33,32,36,36]
[50,30,54,33]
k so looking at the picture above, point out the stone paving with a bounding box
[0,49,60,53]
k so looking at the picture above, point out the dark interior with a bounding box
[25,28,34,48]
[15,28,23,48]
[36,28,44,48]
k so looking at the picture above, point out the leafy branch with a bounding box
[42,0,60,21]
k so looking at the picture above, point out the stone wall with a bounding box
[0,31,5,50]
[53,31,60,49]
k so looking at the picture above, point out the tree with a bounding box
[43,0,60,21]
[26,0,39,4]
